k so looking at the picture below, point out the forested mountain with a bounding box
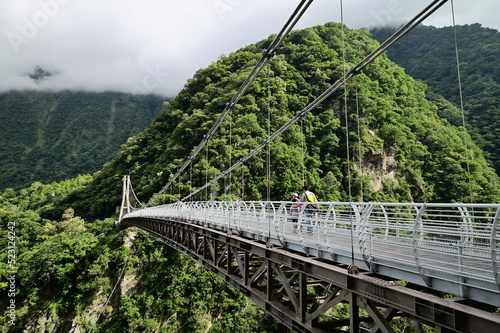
[370,24,500,173]
[1,22,500,332]
[71,23,500,218]
[0,90,165,190]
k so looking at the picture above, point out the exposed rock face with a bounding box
[120,230,139,297]
[360,130,398,192]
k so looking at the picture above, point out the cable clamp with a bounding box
[264,48,276,58]
[350,66,362,75]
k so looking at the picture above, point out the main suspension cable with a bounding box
[181,1,449,202]
[129,176,145,209]
[147,0,315,206]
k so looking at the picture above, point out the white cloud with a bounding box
[0,0,497,97]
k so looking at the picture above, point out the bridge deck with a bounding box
[123,201,500,308]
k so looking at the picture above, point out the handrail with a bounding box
[492,206,500,288]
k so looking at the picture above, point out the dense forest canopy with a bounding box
[0,177,284,332]
[370,23,500,173]
[0,90,164,190]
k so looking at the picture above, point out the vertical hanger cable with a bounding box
[301,119,306,185]
[205,144,209,201]
[451,0,473,203]
[267,65,272,203]
[340,0,358,274]
[267,64,272,244]
[355,85,363,202]
[229,115,233,199]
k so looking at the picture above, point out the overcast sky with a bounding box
[1,0,498,97]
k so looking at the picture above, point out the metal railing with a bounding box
[122,201,500,306]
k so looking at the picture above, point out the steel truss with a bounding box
[122,217,500,333]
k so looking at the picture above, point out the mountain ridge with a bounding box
[68,22,500,218]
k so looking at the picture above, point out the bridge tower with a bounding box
[118,175,141,221]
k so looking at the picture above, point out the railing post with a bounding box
[491,206,500,289]
[413,204,432,286]
[458,205,473,297]
[358,203,375,270]
[276,202,287,246]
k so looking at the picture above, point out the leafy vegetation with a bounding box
[370,24,500,173]
[0,181,285,332]
[1,22,499,332]
[0,90,165,190]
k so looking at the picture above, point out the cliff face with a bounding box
[359,132,398,193]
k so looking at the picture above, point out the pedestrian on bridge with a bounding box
[290,193,302,232]
[301,186,318,233]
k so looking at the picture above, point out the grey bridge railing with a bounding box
[122,201,500,307]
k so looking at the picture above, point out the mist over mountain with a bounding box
[26,66,56,82]
[1,1,498,97]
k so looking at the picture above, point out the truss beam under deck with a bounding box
[121,217,500,333]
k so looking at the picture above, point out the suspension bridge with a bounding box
[118,1,500,332]
[120,187,500,332]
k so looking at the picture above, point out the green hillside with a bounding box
[370,24,500,173]
[1,22,500,332]
[73,23,500,218]
[0,90,165,190]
